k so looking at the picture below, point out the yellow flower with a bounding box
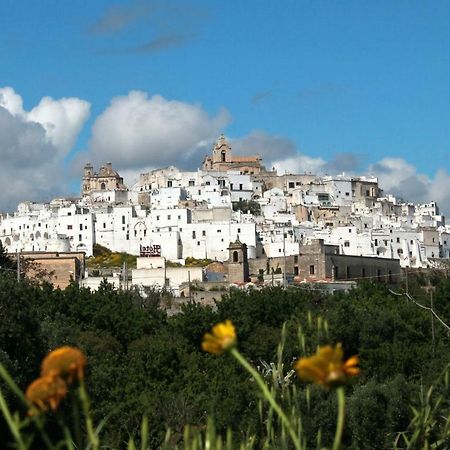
[41,346,87,384]
[202,320,237,355]
[294,344,360,388]
[26,374,67,414]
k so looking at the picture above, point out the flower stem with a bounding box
[78,380,99,450]
[332,387,345,450]
[230,348,302,450]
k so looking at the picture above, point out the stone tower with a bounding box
[212,134,231,164]
[82,163,94,196]
[228,238,249,284]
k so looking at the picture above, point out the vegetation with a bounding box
[184,257,213,267]
[0,263,449,448]
[232,200,262,216]
[86,244,137,269]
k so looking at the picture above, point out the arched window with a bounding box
[232,251,239,262]
[100,182,106,190]
[221,151,226,162]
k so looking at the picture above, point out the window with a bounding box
[294,255,298,263]
[67,225,73,230]
[189,180,195,186]
[288,182,295,188]
[167,181,172,187]
[79,224,83,231]
[239,184,243,190]
[156,216,160,221]
[396,237,400,243]
[122,216,125,224]
[192,231,196,239]
[167,215,171,220]
[202,230,206,236]
[309,265,315,275]
[197,241,200,246]
[221,151,226,162]
[294,266,299,276]
[232,251,239,262]
[374,239,378,246]
[78,234,82,242]
[103,223,106,229]
[344,241,350,247]
[237,228,241,233]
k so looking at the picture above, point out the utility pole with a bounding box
[16,250,20,283]
[430,290,435,355]
[405,266,408,295]
[188,270,192,302]
[283,226,287,288]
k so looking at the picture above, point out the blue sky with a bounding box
[1,0,450,211]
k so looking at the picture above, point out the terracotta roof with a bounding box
[231,155,259,162]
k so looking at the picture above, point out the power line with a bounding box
[388,288,450,333]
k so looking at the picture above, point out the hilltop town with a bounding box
[1,135,448,292]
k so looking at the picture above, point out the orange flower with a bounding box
[41,346,87,383]
[26,374,67,413]
[294,344,360,388]
[202,320,237,355]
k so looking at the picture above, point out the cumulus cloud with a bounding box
[230,130,326,174]
[0,87,90,211]
[368,158,450,214]
[82,91,230,172]
[231,131,450,214]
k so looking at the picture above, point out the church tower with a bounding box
[212,134,232,164]
[82,163,94,197]
[228,238,249,284]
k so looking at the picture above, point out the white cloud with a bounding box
[0,87,90,211]
[85,91,230,170]
[271,154,327,174]
[230,130,327,174]
[369,157,450,214]
[28,96,90,153]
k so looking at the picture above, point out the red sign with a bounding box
[140,244,161,257]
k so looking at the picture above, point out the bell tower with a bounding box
[212,134,231,164]
[228,238,249,284]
